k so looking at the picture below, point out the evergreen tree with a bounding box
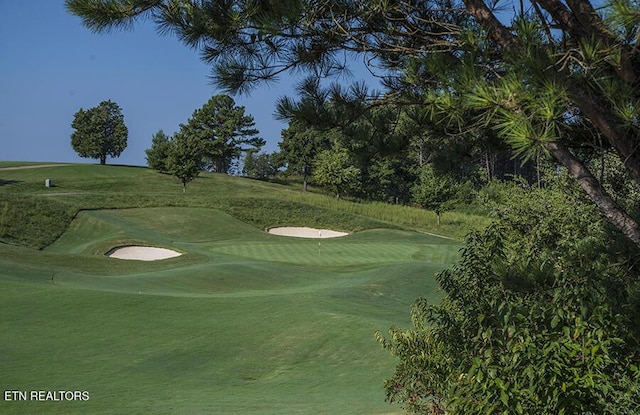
[66,2,640,412]
[65,0,640,247]
[278,122,330,191]
[145,130,172,172]
[180,95,264,174]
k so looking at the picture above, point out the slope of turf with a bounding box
[0,163,466,414]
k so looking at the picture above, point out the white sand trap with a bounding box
[267,227,349,238]
[106,246,182,261]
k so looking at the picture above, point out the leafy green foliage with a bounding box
[65,0,640,245]
[179,94,263,174]
[278,84,416,201]
[313,143,361,198]
[166,133,205,192]
[411,164,464,225]
[62,4,640,411]
[242,151,280,180]
[278,122,331,191]
[70,100,127,165]
[145,129,172,172]
[359,155,416,204]
[594,151,640,213]
[378,183,640,414]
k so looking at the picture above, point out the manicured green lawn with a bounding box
[0,163,465,414]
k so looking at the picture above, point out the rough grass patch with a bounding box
[0,195,76,249]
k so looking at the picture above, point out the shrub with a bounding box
[378,183,640,414]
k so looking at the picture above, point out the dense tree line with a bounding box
[267,88,540,224]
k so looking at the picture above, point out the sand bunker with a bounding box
[267,227,348,238]
[106,246,182,261]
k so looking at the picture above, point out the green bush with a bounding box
[378,184,640,414]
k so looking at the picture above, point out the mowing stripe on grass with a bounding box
[209,242,442,266]
[1,164,474,414]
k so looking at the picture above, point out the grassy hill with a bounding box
[0,163,485,414]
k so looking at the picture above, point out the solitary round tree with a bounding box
[71,100,128,165]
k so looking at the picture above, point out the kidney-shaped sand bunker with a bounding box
[106,246,182,261]
[267,227,348,238]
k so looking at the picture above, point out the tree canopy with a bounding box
[243,151,280,179]
[378,180,640,413]
[66,1,640,412]
[278,121,331,191]
[313,140,361,198]
[66,0,640,246]
[412,164,461,225]
[179,94,264,174]
[70,99,128,165]
[145,129,172,172]
[166,132,205,192]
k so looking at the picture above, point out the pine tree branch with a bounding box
[545,141,640,248]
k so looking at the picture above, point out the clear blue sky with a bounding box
[0,1,377,166]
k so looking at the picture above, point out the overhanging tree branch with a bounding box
[545,141,640,247]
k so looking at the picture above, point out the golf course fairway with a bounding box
[0,163,464,414]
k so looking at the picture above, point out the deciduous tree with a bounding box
[313,142,361,198]
[378,182,640,414]
[411,164,460,225]
[70,100,127,165]
[65,0,640,247]
[65,1,640,412]
[166,133,205,192]
[243,151,280,179]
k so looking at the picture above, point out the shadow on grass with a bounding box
[0,179,21,186]
[106,163,149,169]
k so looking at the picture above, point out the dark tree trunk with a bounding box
[565,89,640,187]
[100,155,106,165]
[302,164,310,192]
[464,0,640,248]
[545,142,640,248]
[467,0,640,187]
